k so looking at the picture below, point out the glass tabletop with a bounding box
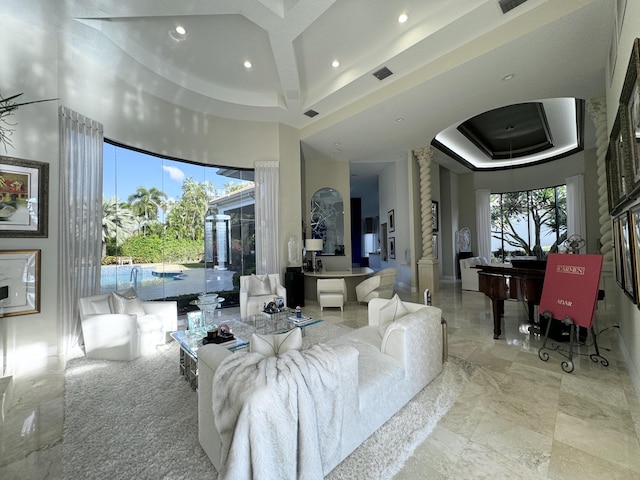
[171,313,323,360]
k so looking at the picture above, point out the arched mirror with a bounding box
[310,188,345,255]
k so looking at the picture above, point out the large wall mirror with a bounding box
[310,188,345,255]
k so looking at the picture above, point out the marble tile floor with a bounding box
[1,280,638,479]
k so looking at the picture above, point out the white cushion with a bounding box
[249,274,272,296]
[378,294,409,337]
[249,329,302,357]
[91,297,111,314]
[109,290,145,316]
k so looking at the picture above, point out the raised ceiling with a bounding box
[4,0,614,174]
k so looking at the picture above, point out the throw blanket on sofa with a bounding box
[213,344,344,480]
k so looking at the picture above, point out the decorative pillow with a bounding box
[378,294,410,337]
[109,289,146,316]
[90,296,111,314]
[249,274,272,296]
[249,329,302,357]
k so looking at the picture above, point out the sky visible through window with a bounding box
[103,142,248,210]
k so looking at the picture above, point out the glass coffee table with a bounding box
[170,313,323,389]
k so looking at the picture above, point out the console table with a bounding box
[303,267,374,302]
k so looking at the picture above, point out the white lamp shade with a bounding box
[305,239,323,252]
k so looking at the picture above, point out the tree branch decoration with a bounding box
[0,92,58,151]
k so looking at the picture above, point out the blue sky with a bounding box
[103,142,249,203]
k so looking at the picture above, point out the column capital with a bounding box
[586,97,606,125]
[413,146,434,165]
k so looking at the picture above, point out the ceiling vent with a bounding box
[304,109,319,118]
[498,0,527,14]
[373,67,393,81]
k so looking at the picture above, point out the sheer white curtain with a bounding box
[58,106,104,361]
[476,189,491,261]
[566,174,586,241]
[254,161,279,274]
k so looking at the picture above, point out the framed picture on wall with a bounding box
[432,201,439,232]
[432,233,438,260]
[631,204,640,309]
[613,214,624,288]
[389,236,396,259]
[0,249,41,316]
[381,223,388,261]
[388,210,395,232]
[0,156,49,238]
[620,210,637,302]
[621,38,640,194]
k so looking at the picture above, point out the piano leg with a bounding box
[491,298,504,339]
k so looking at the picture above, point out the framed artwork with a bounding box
[631,204,640,309]
[432,233,438,260]
[620,211,637,302]
[389,236,396,259]
[0,156,49,237]
[613,215,624,288]
[388,210,395,232]
[0,249,41,316]
[381,223,388,261]
[432,200,439,232]
[620,38,640,193]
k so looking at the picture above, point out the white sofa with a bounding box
[197,297,443,476]
[78,291,177,360]
[459,256,488,291]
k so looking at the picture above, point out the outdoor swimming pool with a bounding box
[100,265,162,290]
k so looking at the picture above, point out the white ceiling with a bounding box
[5,0,614,177]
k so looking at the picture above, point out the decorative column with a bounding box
[413,146,439,294]
[215,214,231,270]
[587,97,614,311]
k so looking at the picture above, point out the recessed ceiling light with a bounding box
[331,60,340,68]
[244,61,252,69]
[502,73,515,81]
[395,117,404,122]
[169,25,187,41]
[398,13,409,23]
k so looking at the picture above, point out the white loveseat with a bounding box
[78,291,177,360]
[197,297,443,476]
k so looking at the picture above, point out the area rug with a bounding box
[62,322,476,479]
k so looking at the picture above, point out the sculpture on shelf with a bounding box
[287,235,300,266]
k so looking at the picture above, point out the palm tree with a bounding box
[166,178,214,240]
[102,197,135,257]
[127,186,168,236]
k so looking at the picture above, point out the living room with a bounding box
[2,0,640,477]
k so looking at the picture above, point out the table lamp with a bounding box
[305,238,324,272]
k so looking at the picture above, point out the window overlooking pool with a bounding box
[102,141,255,305]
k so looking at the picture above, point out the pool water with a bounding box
[100,265,162,290]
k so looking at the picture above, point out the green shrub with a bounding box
[119,236,204,263]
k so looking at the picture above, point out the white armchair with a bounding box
[459,256,488,291]
[239,274,287,319]
[317,278,346,311]
[78,289,178,361]
[355,267,397,303]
